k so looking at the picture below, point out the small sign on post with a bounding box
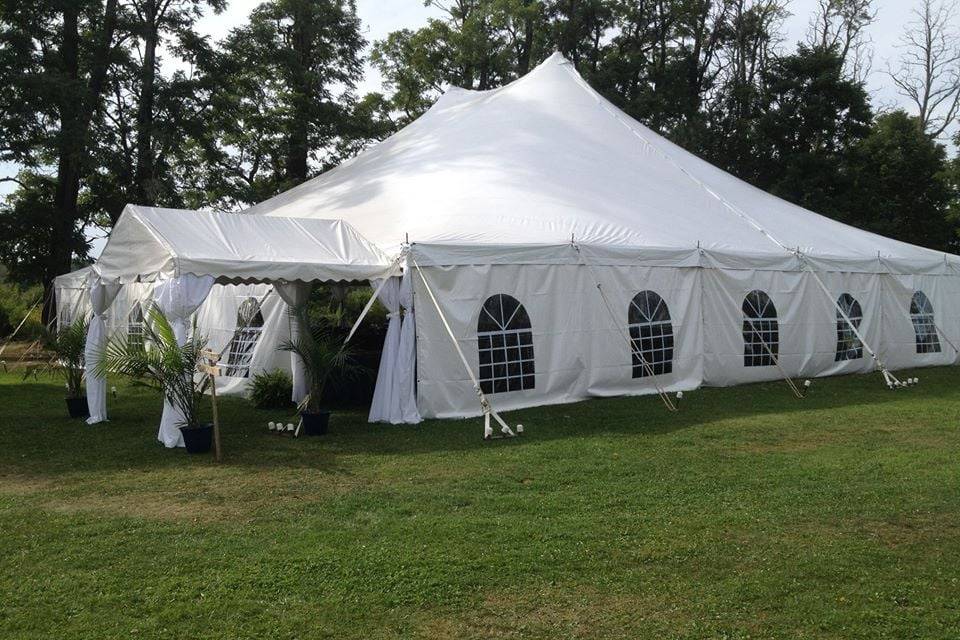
[199,349,222,463]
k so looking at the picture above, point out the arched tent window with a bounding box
[223,297,265,378]
[835,294,863,361]
[742,290,779,367]
[628,291,673,378]
[477,294,534,394]
[910,291,941,354]
[127,302,146,351]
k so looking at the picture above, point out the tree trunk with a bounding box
[45,7,82,325]
[134,0,158,204]
[285,7,311,186]
[43,0,119,325]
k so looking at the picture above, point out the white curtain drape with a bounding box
[394,269,421,423]
[153,274,215,448]
[274,282,312,404]
[368,277,402,422]
[84,279,122,424]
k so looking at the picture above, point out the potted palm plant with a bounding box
[97,306,213,453]
[43,316,90,418]
[280,316,365,436]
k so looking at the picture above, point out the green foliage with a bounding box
[96,305,208,429]
[279,310,367,414]
[29,315,89,398]
[0,280,44,341]
[0,173,89,288]
[249,368,293,409]
[850,111,956,252]
[739,45,874,220]
[183,0,367,209]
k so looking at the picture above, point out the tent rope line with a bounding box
[561,59,791,254]
[410,254,518,439]
[803,263,903,386]
[742,316,805,399]
[572,241,678,411]
[344,254,404,345]
[0,294,44,360]
[930,316,960,356]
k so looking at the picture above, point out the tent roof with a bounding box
[53,265,96,289]
[95,205,396,284]
[244,53,956,273]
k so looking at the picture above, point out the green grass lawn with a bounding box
[1,368,959,639]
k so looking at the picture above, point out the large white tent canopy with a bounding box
[59,53,960,435]
[244,53,956,275]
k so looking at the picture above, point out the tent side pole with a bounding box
[572,242,677,411]
[803,264,902,387]
[410,256,516,439]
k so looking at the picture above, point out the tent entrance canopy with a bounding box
[95,205,398,285]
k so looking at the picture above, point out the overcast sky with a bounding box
[0,0,952,202]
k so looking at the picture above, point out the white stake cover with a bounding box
[96,205,395,284]
[245,53,957,273]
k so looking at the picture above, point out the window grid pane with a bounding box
[223,326,262,378]
[127,303,146,352]
[627,291,674,379]
[477,294,535,395]
[223,297,265,378]
[911,291,941,354]
[742,290,779,368]
[835,294,863,361]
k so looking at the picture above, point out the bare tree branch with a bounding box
[887,0,960,139]
[806,0,876,83]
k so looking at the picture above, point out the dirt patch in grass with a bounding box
[2,465,371,524]
[852,513,960,550]
[415,586,694,639]
[0,473,60,495]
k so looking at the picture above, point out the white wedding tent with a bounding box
[57,206,397,444]
[59,52,960,434]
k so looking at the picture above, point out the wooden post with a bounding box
[199,350,222,463]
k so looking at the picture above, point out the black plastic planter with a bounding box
[180,423,213,454]
[301,411,331,436]
[65,397,89,419]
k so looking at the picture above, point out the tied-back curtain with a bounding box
[274,282,312,404]
[153,274,215,448]
[369,277,402,423]
[84,278,122,424]
[394,269,421,423]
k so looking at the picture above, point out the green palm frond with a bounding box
[279,316,366,414]
[96,306,209,428]
[24,315,89,398]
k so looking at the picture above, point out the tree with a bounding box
[737,45,873,219]
[188,0,366,208]
[86,0,225,224]
[0,0,122,321]
[126,0,225,206]
[888,0,960,140]
[0,173,88,287]
[371,0,549,125]
[850,111,954,250]
[806,0,875,82]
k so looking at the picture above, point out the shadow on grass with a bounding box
[3,364,954,479]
